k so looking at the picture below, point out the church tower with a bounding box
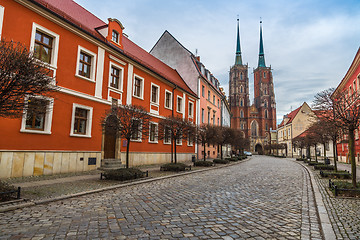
[229,19,250,138]
[253,21,276,140]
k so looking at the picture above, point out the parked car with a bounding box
[244,151,252,156]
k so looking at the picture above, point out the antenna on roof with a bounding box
[195,48,198,56]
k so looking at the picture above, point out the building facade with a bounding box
[150,31,225,160]
[229,20,276,153]
[333,48,360,165]
[0,0,196,178]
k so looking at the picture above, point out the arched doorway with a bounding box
[103,115,118,159]
[255,144,263,155]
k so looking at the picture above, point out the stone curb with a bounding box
[294,160,336,240]
[0,157,251,213]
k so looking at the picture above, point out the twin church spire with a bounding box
[235,19,266,68]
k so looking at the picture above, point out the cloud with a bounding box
[75,0,360,125]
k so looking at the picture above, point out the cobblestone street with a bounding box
[0,156,322,239]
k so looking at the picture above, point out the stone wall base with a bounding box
[121,152,193,167]
[0,151,101,179]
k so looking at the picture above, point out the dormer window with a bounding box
[112,30,119,43]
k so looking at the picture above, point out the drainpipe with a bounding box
[171,85,177,163]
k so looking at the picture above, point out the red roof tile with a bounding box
[278,106,301,128]
[31,0,195,96]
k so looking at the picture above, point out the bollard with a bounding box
[146,170,149,177]
[17,187,21,199]
[100,173,103,180]
[334,185,338,196]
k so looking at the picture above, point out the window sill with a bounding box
[109,86,123,93]
[133,95,144,100]
[149,141,158,144]
[34,59,57,70]
[70,133,92,138]
[163,142,171,145]
[20,129,51,135]
[164,106,173,110]
[130,139,142,142]
[75,74,95,83]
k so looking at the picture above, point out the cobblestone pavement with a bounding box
[312,168,360,239]
[0,156,322,239]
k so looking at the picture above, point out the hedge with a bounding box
[103,168,145,181]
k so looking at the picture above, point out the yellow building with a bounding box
[277,102,316,157]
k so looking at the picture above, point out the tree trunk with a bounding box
[203,142,206,161]
[332,137,338,172]
[220,144,223,159]
[126,138,130,169]
[174,141,177,164]
[171,134,173,163]
[314,145,318,162]
[348,128,357,188]
[323,142,327,159]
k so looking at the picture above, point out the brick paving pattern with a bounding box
[314,170,360,239]
[0,156,322,239]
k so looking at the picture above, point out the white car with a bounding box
[244,151,252,156]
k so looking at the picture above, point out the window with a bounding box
[151,84,159,104]
[189,101,194,118]
[177,96,183,113]
[176,136,182,145]
[75,46,96,81]
[264,100,268,108]
[21,96,54,134]
[149,122,158,143]
[240,73,243,80]
[240,99,243,107]
[112,30,119,43]
[34,31,53,64]
[240,86,243,93]
[213,113,215,125]
[265,123,268,130]
[202,108,204,123]
[217,99,220,108]
[213,95,215,104]
[240,110,244,118]
[202,85,205,97]
[108,62,124,91]
[187,132,194,146]
[133,75,144,99]
[265,110,268,119]
[30,23,59,68]
[217,118,219,126]
[263,72,266,78]
[164,126,171,144]
[165,90,172,109]
[70,104,93,137]
[131,119,142,141]
[208,111,210,123]
[79,52,91,78]
[208,90,210,100]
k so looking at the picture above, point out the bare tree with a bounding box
[102,105,151,168]
[158,115,195,164]
[216,126,235,159]
[312,88,341,171]
[0,40,57,118]
[292,136,306,158]
[196,124,219,161]
[231,130,249,155]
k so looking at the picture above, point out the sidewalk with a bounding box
[336,161,360,180]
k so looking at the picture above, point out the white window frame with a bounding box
[130,118,142,142]
[163,126,171,145]
[176,136,183,146]
[150,83,160,105]
[75,45,97,82]
[30,23,60,69]
[0,5,4,39]
[148,122,158,143]
[187,132,194,147]
[188,101,194,118]
[133,74,144,100]
[112,30,119,44]
[108,61,124,92]
[164,90,172,110]
[20,96,54,135]
[176,96,183,113]
[70,103,93,138]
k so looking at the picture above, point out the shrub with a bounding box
[194,161,213,167]
[0,181,17,202]
[314,165,335,171]
[308,161,323,166]
[225,158,232,161]
[320,170,351,179]
[103,168,145,181]
[160,163,189,172]
[213,159,229,164]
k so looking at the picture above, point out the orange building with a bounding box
[333,48,360,164]
[0,0,197,178]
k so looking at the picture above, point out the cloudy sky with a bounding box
[76,0,360,123]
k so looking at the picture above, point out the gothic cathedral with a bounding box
[229,20,276,153]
